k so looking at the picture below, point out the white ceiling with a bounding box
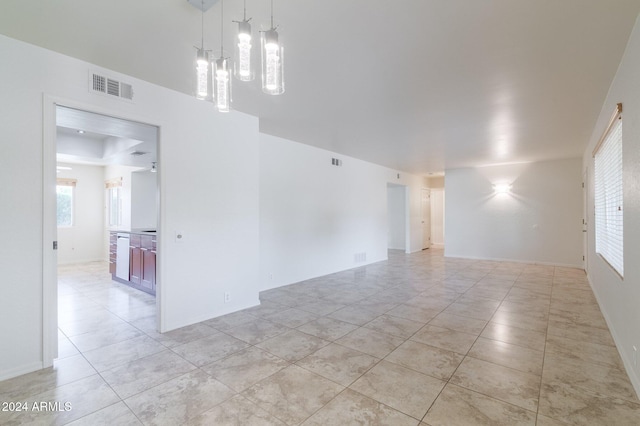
[56,106,158,168]
[2,0,639,175]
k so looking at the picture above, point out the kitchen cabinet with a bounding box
[109,232,117,274]
[140,235,156,291]
[110,230,156,295]
[129,234,142,285]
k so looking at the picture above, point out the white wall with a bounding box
[444,159,583,267]
[583,15,640,396]
[259,134,424,291]
[426,176,444,189]
[131,170,158,230]
[0,34,260,380]
[56,163,105,264]
[387,184,407,250]
[430,188,445,247]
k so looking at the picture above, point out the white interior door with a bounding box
[422,189,431,250]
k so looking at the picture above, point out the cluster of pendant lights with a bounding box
[195,0,284,112]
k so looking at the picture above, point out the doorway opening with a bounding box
[43,100,160,367]
[387,183,409,253]
[421,188,431,250]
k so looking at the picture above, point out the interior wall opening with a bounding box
[50,104,160,364]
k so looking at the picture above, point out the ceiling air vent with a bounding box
[331,157,343,167]
[89,70,134,101]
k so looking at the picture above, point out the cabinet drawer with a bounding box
[130,234,141,247]
[141,235,154,250]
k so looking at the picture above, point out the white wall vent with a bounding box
[331,157,343,167]
[89,70,134,101]
[354,252,367,263]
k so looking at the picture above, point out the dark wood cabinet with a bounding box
[140,235,156,291]
[129,234,142,285]
[109,232,117,274]
[110,231,156,295]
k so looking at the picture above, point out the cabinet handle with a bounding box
[141,248,148,251]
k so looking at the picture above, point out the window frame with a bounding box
[56,178,76,228]
[593,103,623,278]
[105,177,123,228]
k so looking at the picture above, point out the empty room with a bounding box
[1,1,639,424]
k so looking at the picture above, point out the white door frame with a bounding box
[42,94,163,367]
[421,188,431,250]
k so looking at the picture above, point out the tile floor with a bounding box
[1,249,639,425]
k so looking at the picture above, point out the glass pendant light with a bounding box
[194,0,211,100]
[234,0,253,81]
[214,0,231,112]
[261,0,284,95]
[214,57,231,112]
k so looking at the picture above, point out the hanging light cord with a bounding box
[233,0,251,25]
[220,0,224,55]
[200,0,204,48]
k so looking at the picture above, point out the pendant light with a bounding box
[261,0,284,95]
[234,0,254,81]
[214,0,231,112]
[194,0,211,101]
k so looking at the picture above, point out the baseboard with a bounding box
[57,258,106,266]
[0,361,43,382]
[161,297,261,333]
[442,253,583,269]
[587,274,640,400]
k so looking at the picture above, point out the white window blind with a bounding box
[594,106,623,277]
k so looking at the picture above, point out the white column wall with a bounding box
[0,35,260,380]
[387,185,407,250]
[259,133,424,291]
[131,170,158,230]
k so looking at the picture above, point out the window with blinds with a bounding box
[594,103,623,277]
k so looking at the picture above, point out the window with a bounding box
[593,103,623,277]
[56,178,76,227]
[106,177,123,227]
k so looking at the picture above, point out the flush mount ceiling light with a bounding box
[233,0,253,81]
[261,0,284,95]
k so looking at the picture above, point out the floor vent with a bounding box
[90,70,134,101]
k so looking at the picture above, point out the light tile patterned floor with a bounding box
[1,249,639,425]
